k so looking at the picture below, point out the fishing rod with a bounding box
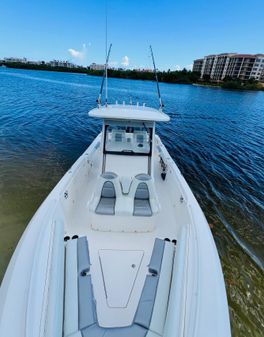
[97,43,112,107]
[150,45,164,111]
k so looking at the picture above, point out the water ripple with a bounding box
[0,68,263,336]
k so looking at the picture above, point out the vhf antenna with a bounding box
[105,0,108,106]
[150,45,164,111]
[97,0,112,107]
[97,43,112,107]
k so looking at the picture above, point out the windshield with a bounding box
[104,123,152,155]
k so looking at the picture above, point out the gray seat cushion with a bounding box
[96,198,115,215]
[96,181,116,215]
[82,324,147,337]
[77,237,91,275]
[101,181,116,198]
[134,276,158,329]
[134,183,152,216]
[134,239,165,329]
[77,237,97,330]
[148,239,165,275]
[135,183,149,199]
[78,275,97,329]
[134,199,152,216]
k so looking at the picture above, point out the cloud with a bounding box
[68,43,87,61]
[185,63,193,70]
[175,64,181,71]
[109,61,118,68]
[121,56,129,67]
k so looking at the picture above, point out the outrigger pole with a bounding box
[97,0,112,107]
[150,45,164,111]
[97,43,112,107]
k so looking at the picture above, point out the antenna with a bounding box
[150,45,164,110]
[105,0,108,105]
[97,43,112,107]
[97,0,112,107]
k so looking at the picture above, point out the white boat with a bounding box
[0,101,231,337]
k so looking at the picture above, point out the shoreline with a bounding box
[1,63,264,91]
[193,82,264,91]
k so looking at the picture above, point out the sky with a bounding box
[1,0,264,71]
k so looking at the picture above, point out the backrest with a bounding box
[135,182,149,200]
[128,174,160,215]
[101,181,116,198]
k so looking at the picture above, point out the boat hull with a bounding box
[0,134,231,337]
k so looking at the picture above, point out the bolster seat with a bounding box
[96,181,116,215]
[133,182,152,217]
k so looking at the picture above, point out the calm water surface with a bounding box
[0,68,263,336]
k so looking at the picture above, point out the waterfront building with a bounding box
[225,55,255,81]
[89,63,105,71]
[250,54,264,81]
[140,68,153,73]
[194,53,264,82]
[192,59,203,73]
[199,53,236,80]
[133,68,153,73]
[27,60,46,66]
[49,60,76,68]
[3,57,27,63]
[210,53,237,80]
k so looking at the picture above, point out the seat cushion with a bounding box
[134,199,152,216]
[134,275,159,329]
[134,239,166,329]
[135,183,149,200]
[96,197,115,215]
[148,239,165,275]
[82,324,147,337]
[78,275,97,330]
[101,181,116,198]
[77,237,91,275]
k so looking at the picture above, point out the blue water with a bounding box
[0,68,263,336]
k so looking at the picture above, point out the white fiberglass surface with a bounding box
[63,146,187,239]
[61,140,190,327]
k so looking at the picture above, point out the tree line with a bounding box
[1,61,263,90]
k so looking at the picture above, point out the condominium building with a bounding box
[248,54,264,81]
[3,57,28,63]
[89,63,105,71]
[49,60,77,68]
[200,54,216,77]
[210,53,237,80]
[199,53,236,80]
[193,53,264,81]
[225,55,254,80]
[192,58,203,73]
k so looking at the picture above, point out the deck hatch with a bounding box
[99,249,144,308]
